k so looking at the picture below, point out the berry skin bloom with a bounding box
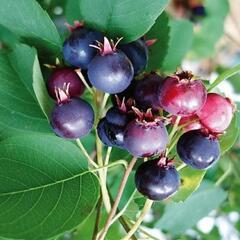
[177,130,220,169]
[158,72,207,116]
[63,27,104,69]
[134,72,164,111]
[88,37,134,94]
[135,159,180,201]
[47,68,85,100]
[124,119,169,157]
[197,93,234,133]
[50,98,94,139]
[119,39,148,75]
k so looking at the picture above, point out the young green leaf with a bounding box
[172,167,206,202]
[156,181,227,235]
[147,14,193,72]
[0,134,99,240]
[65,0,168,42]
[0,0,62,54]
[190,0,229,58]
[33,56,54,119]
[220,112,240,155]
[0,44,51,138]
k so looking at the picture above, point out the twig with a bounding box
[98,157,138,240]
[121,199,153,240]
[92,196,103,240]
[76,139,98,168]
[75,69,94,95]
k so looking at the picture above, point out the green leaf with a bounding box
[0,44,51,138]
[172,167,206,202]
[147,14,193,72]
[0,0,62,54]
[220,112,240,155]
[65,0,169,42]
[0,134,99,240]
[0,24,19,48]
[33,56,54,119]
[190,0,229,58]
[146,12,170,71]
[156,181,227,235]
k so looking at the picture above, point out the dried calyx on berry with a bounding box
[124,108,169,157]
[158,70,207,116]
[88,37,134,94]
[135,156,180,201]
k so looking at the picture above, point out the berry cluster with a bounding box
[45,22,235,202]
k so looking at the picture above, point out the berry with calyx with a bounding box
[134,72,164,111]
[158,71,207,116]
[106,107,128,127]
[88,37,134,94]
[47,68,85,100]
[177,130,220,169]
[63,22,104,69]
[124,109,169,157]
[135,158,180,200]
[50,98,94,139]
[119,39,149,75]
[197,93,234,133]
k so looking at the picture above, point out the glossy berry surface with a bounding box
[177,130,220,169]
[88,50,134,93]
[135,159,180,201]
[47,68,85,99]
[63,27,103,69]
[106,107,128,127]
[197,93,234,133]
[159,76,207,116]
[97,118,114,147]
[134,73,163,111]
[124,120,169,157]
[97,118,124,148]
[119,39,148,75]
[50,98,94,139]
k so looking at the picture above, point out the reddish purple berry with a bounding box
[135,159,180,200]
[50,98,94,139]
[47,68,85,100]
[197,93,234,133]
[124,119,168,157]
[158,72,207,116]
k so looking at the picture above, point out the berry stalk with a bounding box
[121,199,153,240]
[98,157,138,240]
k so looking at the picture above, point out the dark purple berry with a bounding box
[63,27,104,69]
[97,118,125,148]
[97,118,114,147]
[88,37,134,94]
[124,119,169,157]
[177,130,220,169]
[135,159,180,201]
[134,73,163,111]
[47,68,85,100]
[119,39,148,75]
[106,107,128,127]
[50,98,94,139]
